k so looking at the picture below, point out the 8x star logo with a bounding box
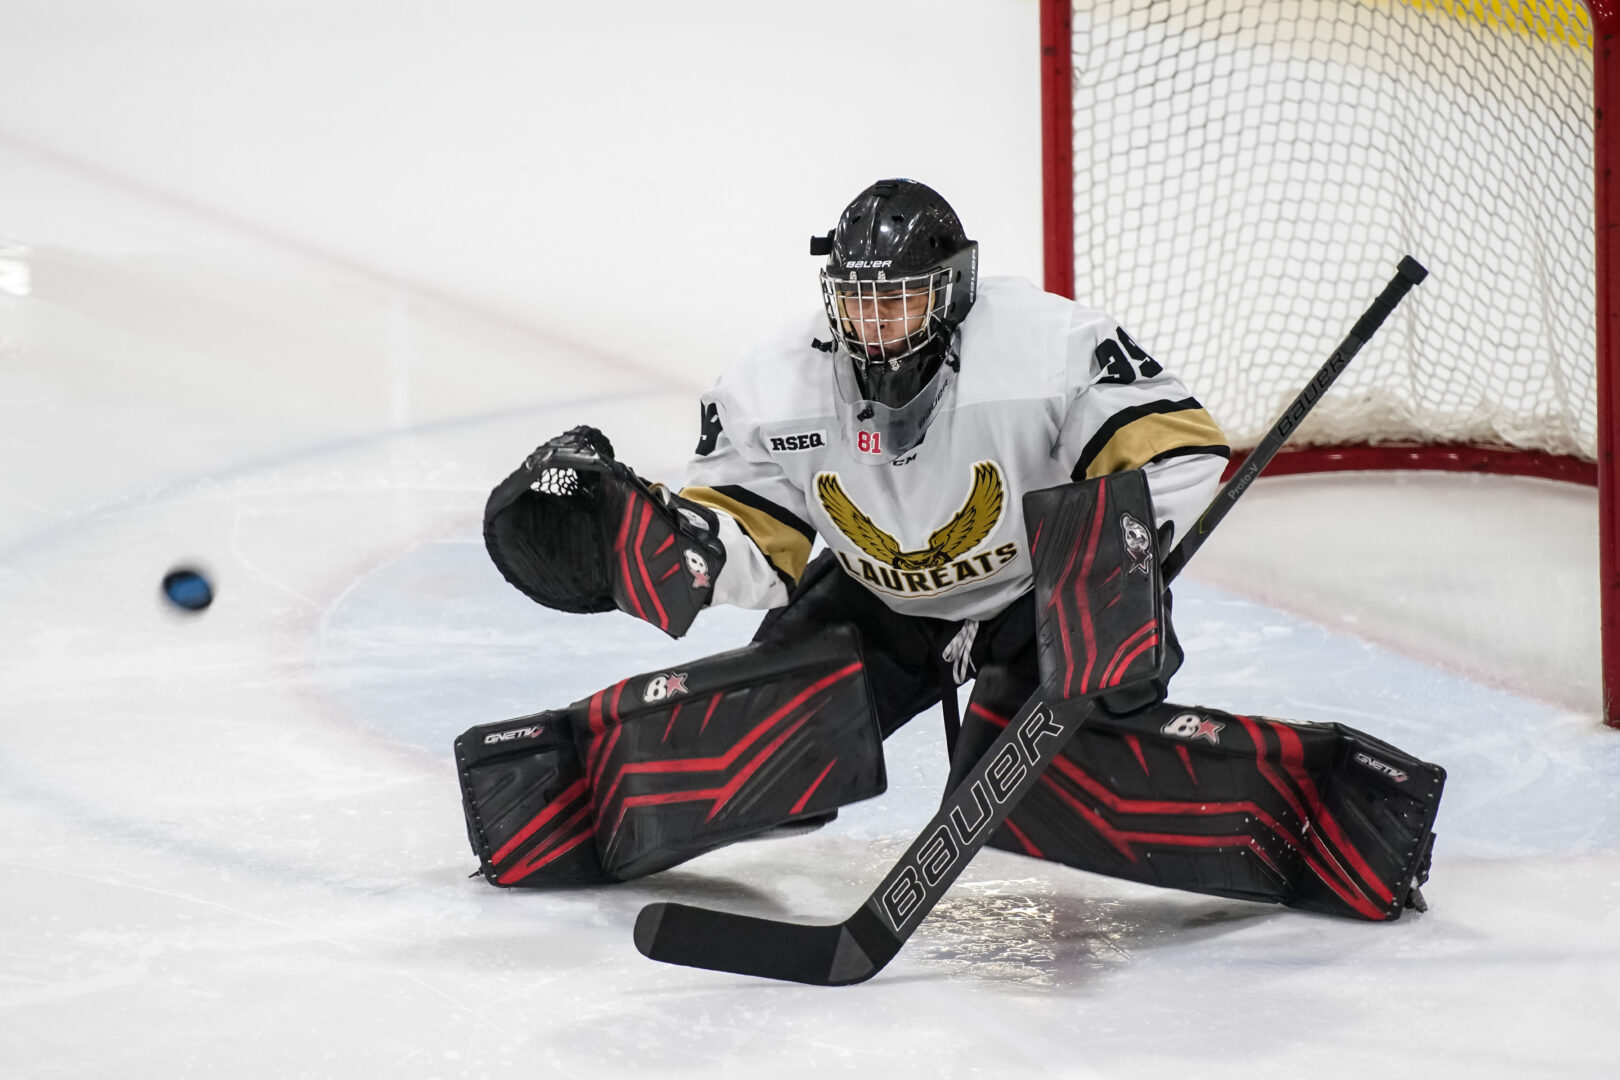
[643,672,689,704]
[1161,711,1224,745]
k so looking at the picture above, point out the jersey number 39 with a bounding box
[1095,327,1163,385]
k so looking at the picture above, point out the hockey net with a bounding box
[1043,0,1596,471]
[1043,0,1619,725]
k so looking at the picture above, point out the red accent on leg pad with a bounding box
[968,701,1442,921]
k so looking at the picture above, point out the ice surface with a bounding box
[1,4,1617,1078]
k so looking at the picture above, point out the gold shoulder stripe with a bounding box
[1080,405,1228,479]
[679,486,814,583]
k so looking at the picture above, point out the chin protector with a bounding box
[456,624,886,886]
[1024,470,1174,711]
[954,689,1445,920]
[484,425,726,638]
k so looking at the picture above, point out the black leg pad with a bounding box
[456,624,886,885]
[455,709,603,885]
[956,698,1446,920]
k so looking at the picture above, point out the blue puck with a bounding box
[162,568,214,612]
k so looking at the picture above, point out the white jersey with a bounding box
[681,276,1229,622]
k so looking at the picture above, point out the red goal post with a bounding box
[1040,0,1615,725]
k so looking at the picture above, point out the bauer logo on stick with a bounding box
[1120,513,1153,576]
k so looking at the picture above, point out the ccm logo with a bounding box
[876,703,1067,932]
[768,431,826,452]
[484,724,544,745]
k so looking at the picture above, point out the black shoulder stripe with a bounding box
[1070,396,1204,481]
[712,484,816,543]
[1146,443,1232,466]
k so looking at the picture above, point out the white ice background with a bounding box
[1,3,1617,1078]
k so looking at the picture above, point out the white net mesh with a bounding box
[1066,0,1595,456]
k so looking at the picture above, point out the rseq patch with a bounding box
[767,430,827,452]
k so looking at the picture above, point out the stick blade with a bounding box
[634,902,883,986]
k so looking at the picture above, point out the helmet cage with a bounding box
[817,239,976,408]
[819,268,953,374]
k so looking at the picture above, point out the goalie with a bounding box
[458,179,1442,920]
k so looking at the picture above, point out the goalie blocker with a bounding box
[456,624,886,884]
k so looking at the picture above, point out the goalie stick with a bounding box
[634,256,1429,985]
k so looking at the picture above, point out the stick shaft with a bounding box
[1162,256,1427,580]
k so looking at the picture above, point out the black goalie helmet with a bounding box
[812,179,978,464]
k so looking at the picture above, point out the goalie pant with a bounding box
[949,666,1445,920]
[455,623,886,885]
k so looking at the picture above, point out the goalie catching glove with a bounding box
[484,426,727,638]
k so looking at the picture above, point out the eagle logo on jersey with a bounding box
[817,461,1004,571]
